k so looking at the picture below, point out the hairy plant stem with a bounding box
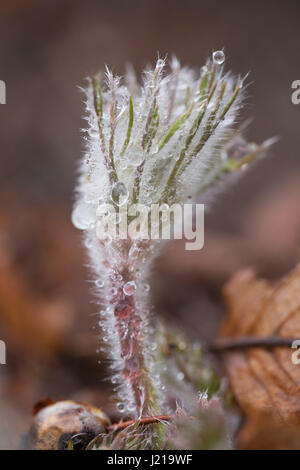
[100,238,160,418]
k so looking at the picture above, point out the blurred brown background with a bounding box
[0,0,299,449]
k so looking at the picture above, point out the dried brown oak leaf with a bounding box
[220,264,300,449]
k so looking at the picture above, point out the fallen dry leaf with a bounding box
[0,199,83,358]
[220,264,300,449]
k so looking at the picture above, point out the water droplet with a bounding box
[156,58,165,69]
[95,279,104,288]
[111,182,128,206]
[71,202,94,230]
[143,283,151,292]
[123,281,136,296]
[241,163,249,171]
[84,238,93,248]
[130,151,145,167]
[117,402,125,413]
[119,159,129,170]
[127,403,136,412]
[177,372,184,381]
[110,287,118,296]
[212,50,225,65]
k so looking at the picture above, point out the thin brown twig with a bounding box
[210,336,297,352]
[107,414,173,432]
